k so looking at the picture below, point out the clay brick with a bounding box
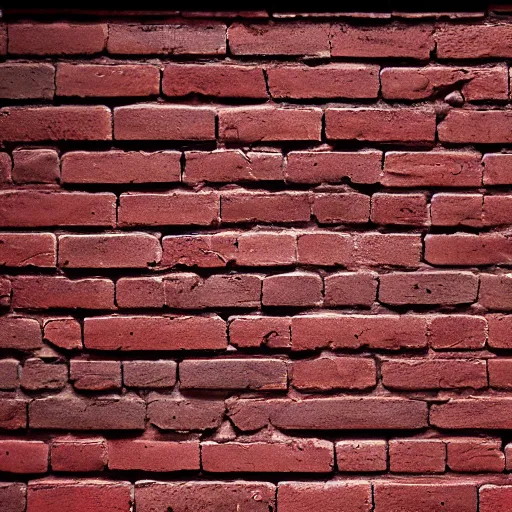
[57,63,160,97]
[0,233,56,268]
[312,193,370,224]
[297,233,354,266]
[488,314,512,348]
[0,316,42,350]
[263,271,323,307]
[202,439,333,473]
[383,151,482,187]
[44,318,82,351]
[429,315,487,350]
[123,360,176,388]
[479,274,512,310]
[324,272,377,306]
[59,234,162,268]
[325,108,436,142]
[447,438,505,472]
[0,63,54,99]
[108,23,226,55]
[0,399,26,429]
[379,272,479,306]
[355,233,422,267]
[0,152,11,183]
[0,278,10,308]
[278,481,372,512]
[236,232,296,266]
[292,357,376,391]
[70,360,121,391]
[21,359,67,391]
[285,151,382,185]
[0,106,111,141]
[483,195,512,226]
[267,64,379,99]
[8,23,107,55]
[336,440,387,472]
[108,440,200,471]
[0,483,26,512]
[118,191,219,227]
[0,359,19,390]
[228,316,291,349]
[180,358,287,390]
[0,440,48,473]
[219,106,322,142]
[331,24,434,58]
[371,193,428,226]
[185,150,283,184]
[163,64,266,98]
[62,150,181,184]
[114,105,215,140]
[115,276,165,308]
[84,315,227,351]
[430,194,483,227]
[389,439,446,473]
[489,359,512,389]
[12,149,59,184]
[439,110,512,143]
[51,438,107,472]
[228,22,330,56]
[483,153,512,185]
[480,485,512,512]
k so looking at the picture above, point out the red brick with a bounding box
[489,359,512,389]
[268,64,379,99]
[70,360,121,391]
[389,439,445,473]
[480,274,512,310]
[164,273,262,309]
[278,481,372,512]
[355,233,422,267]
[270,397,428,430]
[381,66,508,100]
[202,439,333,472]
[507,445,512,469]
[0,483,26,512]
[324,272,377,307]
[27,480,131,512]
[163,64,266,98]
[430,398,512,429]
[115,278,162,308]
[429,315,487,350]
[148,396,225,431]
[484,195,512,226]
[383,151,482,187]
[480,485,512,512]
[219,106,322,142]
[119,191,219,227]
[331,24,434,58]
[108,440,199,471]
[12,276,114,310]
[229,316,291,349]
[0,63,54,99]
[228,22,330,56]
[0,278,10,307]
[185,150,283,184]
[222,191,310,224]
[30,395,145,430]
[439,110,512,143]
[336,440,387,472]
[135,481,275,512]
[8,23,107,55]
[0,191,115,227]
[57,63,159,97]
[371,193,428,226]
[12,149,59,184]
[51,438,107,472]
[326,108,435,142]
[313,193,370,224]
[483,153,512,185]
[285,151,382,185]
[383,359,487,390]
[114,105,215,140]
[0,152,11,183]
[426,234,512,265]
[59,234,162,269]
[0,399,26,429]
[263,271,322,307]
[44,318,82,351]
[430,194,483,227]
[84,315,227,351]
[0,233,56,268]
[0,359,19,390]
[437,24,512,58]
[447,438,505,472]
[374,482,477,512]
[237,232,296,266]
[180,358,287,390]
[379,272,479,306]
[123,360,176,388]
[292,357,376,391]
[62,150,181,184]
[21,359,67,391]
[489,314,512,348]
[0,316,42,350]
[297,233,354,266]
[0,106,111,141]
[0,440,48,473]
[291,314,428,351]
[108,22,226,55]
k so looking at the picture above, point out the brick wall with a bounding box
[2,6,512,511]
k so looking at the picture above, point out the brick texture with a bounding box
[0,7,510,512]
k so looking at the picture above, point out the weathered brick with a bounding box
[0,359,19,390]
[21,359,67,391]
[123,360,176,389]
[0,440,48,473]
[0,317,42,350]
[12,149,59,184]
[371,193,428,226]
[439,110,512,143]
[228,316,291,349]
[116,277,164,309]
[0,399,26,429]
[389,439,446,473]
[70,360,121,391]
[0,233,56,268]
[480,485,512,512]
[430,194,483,227]
[483,195,512,226]
[297,233,354,267]
[44,318,82,351]
[0,483,26,512]
[429,315,487,350]
[263,271,322,307]
[324,272,377,306]
[447,438,505,472]
[236,232,296,266]
[489,359,512,389]
[0,278,10,308]
[483,153,512,185]
[312,193,370,224]
[479,274,512,310]
[488,314,512,348]
[336,440,387,472]
[355,233,422,267]
[51,438,107,472]
[0,63,54,99]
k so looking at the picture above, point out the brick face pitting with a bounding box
[1,5,512,511]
